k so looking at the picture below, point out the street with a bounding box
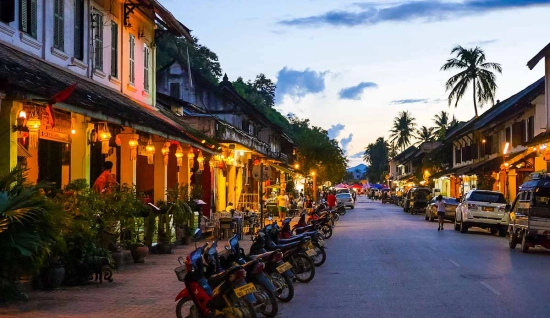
[3,197,550,318]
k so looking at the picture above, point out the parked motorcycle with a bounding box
[278,218,327,267]
[293,212,333,239]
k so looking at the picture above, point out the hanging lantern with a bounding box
[161,141,171,166]
[197,151,204,171]
[175,145,184,166]
[97,123,112,154]
[129,134,139,161]
[146,137,155,164]
[188,147,195,169]
[26,112,41,149]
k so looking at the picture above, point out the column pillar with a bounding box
[153,140,167,203]
[70,116,93,184]
[179,144,190,187]
[118,133,137,186]
[227,164,236,205]
[216,167,226,212]
[0,100,19,176]
[508,169,517,202]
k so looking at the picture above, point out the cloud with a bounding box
[279,1,550,28]
[467,39,498,46]
[338,82,378,100]
[340,133,354,153]
[349,151,364,159]
[391,98,429,104]
[275,67,329,103]
[327,123,345,139]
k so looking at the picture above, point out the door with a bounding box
[38,139,63,188]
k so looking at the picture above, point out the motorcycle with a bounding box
[174,229,257,318]
[278,218,327,267]
[293,212,333,239]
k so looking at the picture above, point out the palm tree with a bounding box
[390,111,417,151]
[441,46,502,117]
[433,111,449,140]
[415,126,435,144]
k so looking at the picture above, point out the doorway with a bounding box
[38,139,70,188]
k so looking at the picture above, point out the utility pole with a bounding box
[259,163,264,227]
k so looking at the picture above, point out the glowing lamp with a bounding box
[197,151,204,171]
[146,137,155,164]
[175,145,184,166]
[162,141,171,165]
[129,134,139,161]
[27,114,41,149]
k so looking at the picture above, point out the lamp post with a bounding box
[503,142,510,201]
[311,171,317,202]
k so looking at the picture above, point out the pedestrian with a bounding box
[436,195,446,231]
[327,191,336,209]
[92,161,118,194]
[277,190,289,220]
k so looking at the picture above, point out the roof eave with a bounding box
[527,42,550,70]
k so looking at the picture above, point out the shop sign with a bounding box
[39,108,71,143]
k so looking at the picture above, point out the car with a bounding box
[336,193,355,209]
[403,187,431,214]
[335,188,350,194]
[454,190,509,236]
[425,196,459,222]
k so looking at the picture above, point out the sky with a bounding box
[159,0,550,167]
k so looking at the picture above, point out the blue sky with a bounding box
[159,0,550,167]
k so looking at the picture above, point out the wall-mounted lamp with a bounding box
[89,129,98,145]
[26,112,41,148]
[97,123,112,154]
[13,110,27,132]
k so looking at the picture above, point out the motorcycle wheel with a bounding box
[333,213,340,222]
[311,246,326,267]
[291,254,315,283]
[176,297,198,318]
[254,283,278,317]
[230,294,258,318]
[320,225,333,239]
[269,272,294,302]
[338,208,346,216]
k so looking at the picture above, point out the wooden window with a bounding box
[169,83,180,98]
[129,34,135,84]
[521,120,527,143]
[512,122,523,147]
[491,134,498,155]
[110,22,118,77]
[93,11,103,71]
[527,116,535,140]
[471,143,479,160]
[53,0,64,50]
[143,44,150,91]
[505,127,511,144]
[455,148,462,164]
[462,145,471,161]
[20,0,37,38]
[73,0,84,60]
[0,0,15,24]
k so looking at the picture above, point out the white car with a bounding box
[454,190,509,236]
[336,193,355,209]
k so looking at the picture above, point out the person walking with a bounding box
[436,195,446,231]
[92,161,118,194]
[327,191,336,209]
[277,190,289,220]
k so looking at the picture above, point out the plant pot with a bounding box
[182,236,191,245]
[156,243,172,254]
[111,251,123,269]
[41,264,65,289]
[130,245,149,263]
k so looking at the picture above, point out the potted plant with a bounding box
[128,217,149,263]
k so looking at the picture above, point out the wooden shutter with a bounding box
[54,0,64,50]
[462,145,471,161]
[169,83,180,98]
[144,45,149,91]
[455,149,461,164]
[74,0,83,60]
[129,35,135,83]
[30,0,37,37]
[521,120,527,144]
[471,143,479,160]
[111,22,118,77]
[512,122,522,147]
[20,0,28,33]
[528,116,535,140]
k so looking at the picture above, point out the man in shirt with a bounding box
[92,161,118,194]
[327,191,337,209]
[277,190,289,220]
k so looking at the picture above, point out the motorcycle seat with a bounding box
[240,259,261,271]
[302,231,319,237]
[208,265,243,287]
[294,225,315,234]
[270,240,301,251]
[277,234,306,244]
[248,250,276,261]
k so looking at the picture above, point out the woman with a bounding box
[305,195,313,215]
[436,195,446,231]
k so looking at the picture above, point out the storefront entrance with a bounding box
[38,139,70,188]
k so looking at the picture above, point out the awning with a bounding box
[269,163,294,175]
[0,43,218,154]
[17,143,32,158]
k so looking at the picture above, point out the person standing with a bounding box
[327,191,336,209]
[92,161,118,194]
[436,195,446,231]
[277,190,289,220]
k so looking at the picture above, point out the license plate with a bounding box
[234,283,257,298]
[483,207,494,212]
[306,249,317,257]
[276,262,292,274]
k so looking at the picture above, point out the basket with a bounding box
[174,265,186,282]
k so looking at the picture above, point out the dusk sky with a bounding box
[159,0,550,167]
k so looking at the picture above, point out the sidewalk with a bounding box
[0,218,300,318]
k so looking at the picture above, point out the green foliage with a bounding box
[441,45,502,117]
[363,137,389,183]
[233,74,276,109]
[415,126,436,144]
[477,174,496,190]
[390,111,417,151]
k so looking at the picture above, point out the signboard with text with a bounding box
[38,107,71,143]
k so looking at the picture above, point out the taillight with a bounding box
[273,252,283,263]
[251,262,265,274]
[230,268,247,282]
[468,204,478,210]
[498,206,505,212]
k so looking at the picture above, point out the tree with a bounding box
[415,126,435,144]
[441,46,502,117]
[433,111,449,141]
[390,111,417,151]
[363,137,389,183]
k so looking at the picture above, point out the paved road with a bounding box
[278,197,550,318]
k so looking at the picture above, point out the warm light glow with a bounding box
[188,151,195,159]
[197,152,204,163]
[221,154,225,159]
[129,138,138,148]
[161,142,170,156]
[201,140,206,144]
[504,163,509,167]
[146,139,155,153]
[175,145,184,158]
[294,164,300,169]
[26,116,41,130]
[503,142,509,155]
[311,172,316,176]
[239,151,244,156]
[18,110,27,119]
[482,139,486,143]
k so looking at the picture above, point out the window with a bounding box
[471,143,479,160]
[527,116,535,141]
[512,122,523,147]
[143,44,150,91]
[20,0,37,38]
[53,0,64,50]
[129,34,135,84]
[505,127,511,144]
[0,0,15,24]
[455,148,462,164]
[170,83,180,98]
[110,22,118,77]
[92,11,103,71]
[73,0,84,60]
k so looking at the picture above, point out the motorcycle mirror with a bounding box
[178,256,184,265]
[193,228,202,241]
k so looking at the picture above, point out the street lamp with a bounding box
[311,171,317,202]
[503,142,510,201]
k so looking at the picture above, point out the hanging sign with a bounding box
[252,164,271,182]
[38,107,71,143]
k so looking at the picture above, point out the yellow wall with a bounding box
[0,101,21,176]
[70,116,93,184]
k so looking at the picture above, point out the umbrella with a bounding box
[334,183,349,188]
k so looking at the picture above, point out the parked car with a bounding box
[336,193,355,209]
[508,173,550,252]
[336,188,350,194]
[454,190,509,236]
[403,187,431,214]
[425,196,459,222]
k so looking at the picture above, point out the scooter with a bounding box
[278,218,326,267]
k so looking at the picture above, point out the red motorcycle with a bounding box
[174,230,257,318]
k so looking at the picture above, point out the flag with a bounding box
[186,47,193,88]
[46,83,78,128]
